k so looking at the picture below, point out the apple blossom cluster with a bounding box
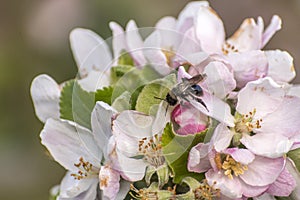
[31,1,300,200]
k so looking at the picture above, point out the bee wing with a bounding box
[186,73,207,84]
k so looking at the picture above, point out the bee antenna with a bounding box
[154,96,166,101]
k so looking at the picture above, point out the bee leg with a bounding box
[165,104,169,116]
[196,98,209,112]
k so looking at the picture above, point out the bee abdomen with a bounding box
[166,93,177,106]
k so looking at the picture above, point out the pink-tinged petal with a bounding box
[227,18,261,52]
[287,84,300,98]
[176,27,202,62]
[143,31,171,75]
[30,74,60,123]
[206,169,243,199]
[109,21,127,65]
[188,143,211,173]
[223,148,255,165]
[99,166,120,200]
[190,91,235,127]
[212,123,234,152]
[266,165,296,197]
[239,179,268,198]
[227,50,268,88]
[203,61,236,99]
[240,156,285,186]
[237,77,285,119]
[115,149,147,182]
[40,119,102,171]
[155,16,179,49]
[265,50,295,83]
[77,70,110,92]
[114,180,131,200]
[286,158,300,200]
[172,103,208,135]
[70,28,112,77]
[59,171,98,199]
[254,193,276,200]
[177,66,192,82]
[195,6,225,53]
[241,134,293,158]
[177,124,207,135]
[181,52,209,69]
[261,15,282,48]
[260,96,300,138]
[125,20,147,67]
[176,1,209,33]
[91,102,117,152]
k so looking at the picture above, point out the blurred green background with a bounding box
[0,0,299,199]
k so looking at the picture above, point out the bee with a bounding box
[155,73,208,112]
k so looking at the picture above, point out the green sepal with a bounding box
[161,123,206,184]
[59,80,95,129]
[111,65,162,104]
[111,91,131,112]
[135,73,176,115]
[288,148,300,172]
[110,65,134,84]
[118,50,134,66]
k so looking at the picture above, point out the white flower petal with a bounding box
[155,16,179,49]
[262,15,282,48]
[109,21,127,65]
[59,171,98,199]
[41,119,102,171]
[195,5,225,53]
[222,148,255,165]
[188,143,211,173]
[99,166,120,200]
[152,102,170,135]
[30,74,60,123]
[190,91,235,127]
[265,50,295,83]
[125,20,147,67]
[91,102,117,153]
[203,61,236,99]
[237,77,285,119]
[116,149,147,182]
[77,70,110,92]
[206,169,243,199]
[287,84,300,98]
[70,28,112,77]
[241,134,293,158]
[212,124,234,152]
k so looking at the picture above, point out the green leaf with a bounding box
[161,123,206,184]
[59,80,95,129]
[94,86,113,105]
[110,65,134,84]
[288,148,300,172]
[135,73,176,115]
[111,65,162,103]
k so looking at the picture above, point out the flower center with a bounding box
[138,134,165,168]
[235,108,262,134]
[71,157,99,180]
[162,48,175,66]
[222,155,248,179]
[129,184,175,200]
[194,179,221,200]
[222,41,239,55]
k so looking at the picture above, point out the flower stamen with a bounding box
[222,41,238,55]
[194,179,221,200]
[71,157,98,180]
[235,108,262,133]
[138,134,165,168]
[222,155,248,179]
